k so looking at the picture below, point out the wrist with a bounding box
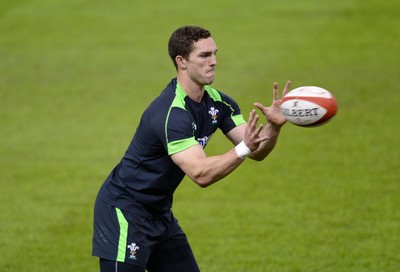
[268,122,284,132]
[235,141,251,160]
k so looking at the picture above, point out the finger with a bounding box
[250,114,260,130]
[255,124,263,135]
[255,135,269,143]
[273,82,279,100]
[282,80,291,97]
[253,115,260,127]
[248,109,255,122]
[247,110,257,128]
[253,102,266,113]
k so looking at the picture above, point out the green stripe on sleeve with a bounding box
[231,114,246,126]
[165,83,188,154]
[168,138,198,155]
[116,208,128,262]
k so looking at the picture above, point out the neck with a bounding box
[177,75,204,103]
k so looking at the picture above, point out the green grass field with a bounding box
[1,0,399,271]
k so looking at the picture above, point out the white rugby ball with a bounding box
[281,86,338,127]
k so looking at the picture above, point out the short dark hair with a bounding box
[168,26,212,70]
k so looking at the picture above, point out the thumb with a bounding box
[253,102,266,113]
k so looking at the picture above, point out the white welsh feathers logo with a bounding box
[127,243,140,260]
[208,107,219,124]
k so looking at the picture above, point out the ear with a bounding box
[176,55,187,70]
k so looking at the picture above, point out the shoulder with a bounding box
[204,85,246,131]
[204,85,239,106]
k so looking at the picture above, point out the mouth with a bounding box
[204,70,215,84]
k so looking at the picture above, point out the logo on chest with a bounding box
[208,107,219,124]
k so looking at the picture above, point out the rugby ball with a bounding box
[280,86,337,127]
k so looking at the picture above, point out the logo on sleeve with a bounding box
[208,107,219,124]
[197,134,213,148]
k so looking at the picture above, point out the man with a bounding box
[92,25,291,272]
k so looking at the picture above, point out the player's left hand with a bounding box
[253,80,291,127]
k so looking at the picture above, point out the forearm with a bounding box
[248,123,282,161]
[187,148,245,187]
[171,144,247,188]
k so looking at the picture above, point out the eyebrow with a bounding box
[199,49,218,55]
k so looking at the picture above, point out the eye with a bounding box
[200,52,212,58]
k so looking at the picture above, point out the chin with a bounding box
[205,76,215,85]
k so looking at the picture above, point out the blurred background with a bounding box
[1,0,399,271]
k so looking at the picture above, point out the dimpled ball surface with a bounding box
[280,86,338,127]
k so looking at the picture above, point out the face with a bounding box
[181,37,218,86]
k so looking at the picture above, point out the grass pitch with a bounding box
[1,0,399,271]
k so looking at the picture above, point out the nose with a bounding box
[210,54,217,66]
